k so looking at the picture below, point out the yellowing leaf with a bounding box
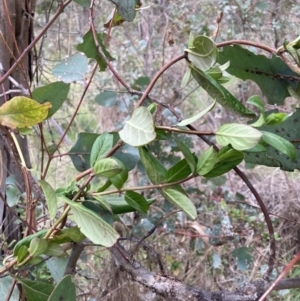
[0,96,51,129]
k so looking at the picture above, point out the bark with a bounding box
[0,0,36,244]
[110,243,300,301]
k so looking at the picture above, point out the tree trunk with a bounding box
[0,0,36,246]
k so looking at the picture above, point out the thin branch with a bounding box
[135,53,187,108]
[92,175,195,197]
[216,39,277,54]
[64,243,85,275]
[0,0,72,85]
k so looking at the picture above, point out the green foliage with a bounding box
[173,136,197,173]
[47,275,76,301]
[68,133,99,171]
[186,35,218,71]
[93,158,122,178]
[244,109,300,170]
[77,30,114,71]
[39,180,58,220]
[52,54,88,83]
[90,132,114,166]
[95,91,118,107]
[197,146,218,176]
[190,66,255,117]
[124,191,150,214]
[5,176,21,206]
[177,99,216,126]
[32,82,70,117]
[160,187,197,220]
[216,123,262,150]
[99,196,155,214]
[28,237,48,258]
[17,278,54,301]
[218,45,299,105]
[119,107,156,146]
[108,0,140,22]
[204,147,244,178]
[13,230,48,257]
[4,2,300,299]
[164,158,192,182]
[231,247,253,271]
[62,196,119,247]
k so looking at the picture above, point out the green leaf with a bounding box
[181,67,191,88]
[77,30,114,71]
[13,229,48,256]
[261,131,296,160]
[46,257,68,283]
[161,187,197,220]
[95,91,117,107]
[62,226,86,243]
[124,191,150,214]
[147,103,157,114]
[108,0,139,22]
[177,100,216,126]
[173,136,197,173]
[33,82,70,117]
[197,146,218,175]
[47,275,76,301]
[104,9,127,28]
[39,180,57,220]
[17,278,54,301]
[100,196,155,214]
[191,67,255,117]
[92,195,113,213]
[0,274,20,301]
[288,85,300,101]
[247,95,265,113]
[17,245,28,263]
[119,107,156,146]
[131,76,151,90]
[216,123,262,150]
[0,96,51,129]
[188,32,194,48]
[186,36,218,71]
[109,158,128,189]
[218,45,299,105]
[6,184,21,206]
[68,132,99,172]
[249,113,265,127]
[244,109,300,171]
[44,243,65,257]
[265,112,289,125]
[114,143,140,171]
[204,148,244,178]
[164,158,192,182]
[90,132,114,167]
[231,247,253,271]
[93,158,122,178]
[138,146,166,184]
[244,144,266,153]
[73,0,90,7]
[62,197,119,247]
[52,53,88,83]
[28,237,48,257]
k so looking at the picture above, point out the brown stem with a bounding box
[0,0,72,85]
[217,40,277,54]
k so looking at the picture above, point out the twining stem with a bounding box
[92,175,195,197]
